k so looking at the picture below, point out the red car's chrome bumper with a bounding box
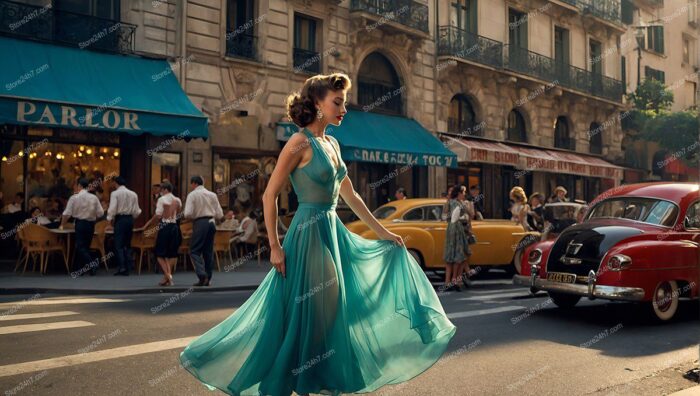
[512,274,646,301]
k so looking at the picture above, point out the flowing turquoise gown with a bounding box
[180,127,457,396]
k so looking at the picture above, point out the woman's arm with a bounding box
[261,133,309,277]
[338,175,403,245]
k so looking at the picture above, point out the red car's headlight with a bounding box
[607,254,632,271]
[528,248,543,265]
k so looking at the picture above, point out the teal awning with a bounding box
[0,37,208,138]
[327,110,457,167]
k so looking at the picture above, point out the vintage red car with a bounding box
[513,182,699,321]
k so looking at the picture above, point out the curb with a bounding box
[0,284,260,295]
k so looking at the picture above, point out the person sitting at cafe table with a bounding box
[106,176,142,276]
[234,210,259,255]
[3,192,24,214]
[219,208,241,230]
[29,206,57,228]
[61,178,104,276]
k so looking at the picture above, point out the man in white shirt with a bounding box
[61,178,104,276]
[184,175,224,286]
[3,192,24,214]
[106,176,142,276]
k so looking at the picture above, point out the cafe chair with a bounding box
[214,230,234,272]
[176,222,193,273]
[19,223,68,275]
[132,226,157,274]
[90,220,110,271]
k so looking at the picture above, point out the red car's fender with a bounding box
[596,239,699,300]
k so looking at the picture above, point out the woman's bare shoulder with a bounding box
[284,132,311,154]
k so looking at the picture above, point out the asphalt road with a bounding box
[0,271,698,396]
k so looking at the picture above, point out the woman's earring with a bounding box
[316,108,323,120]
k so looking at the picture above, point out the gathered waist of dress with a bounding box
[296,202,337,211]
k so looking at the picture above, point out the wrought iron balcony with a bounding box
[504,45,623,102]
[437,26,503,69]
[225,31,258,61]
[293,48,321,74]
[350,0,429,34]
[504,45,556,83]
[576,0,622,25]
[0,0,135,54]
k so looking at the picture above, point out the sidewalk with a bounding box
[669,385,700,396]
[0,259,272,295]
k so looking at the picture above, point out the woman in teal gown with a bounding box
[180,73,456,396]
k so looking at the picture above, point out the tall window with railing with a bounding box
[357,52,403,115]
[226,0,257,60]
[554,116,574,150]
[293,14,319,73]
[589,122,602,155]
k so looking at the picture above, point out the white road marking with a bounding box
[0,298,129,308]
[458,291,534,301]
[0,311,79,321]
[0,321,94,335]
[447,306,525,319]
[0,336,197,377]
[470,288,521,294]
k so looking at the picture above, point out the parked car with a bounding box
[513,182,700,321]
[345,198,539,272]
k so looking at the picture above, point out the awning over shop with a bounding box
[446,136,624,180]
[0,36,208,138]
[327,110,457,167]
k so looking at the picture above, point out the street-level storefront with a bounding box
[278,109,457,219]
[443,135,624,218]
[0,36,208,233]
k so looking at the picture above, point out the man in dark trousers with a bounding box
[61,178,104,276]
[184,175,224,286]
[106,176,142,276]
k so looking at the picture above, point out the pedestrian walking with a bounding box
[549,186,568,203]
[394,187,407,200]
[443,184,472,291]
[183,175,223,287]
[106,176,141,276]
[61,178,104,276]
[468,184,484,220]
[510,186,531,231]
[144,181,182,286]
[527,192,545,232]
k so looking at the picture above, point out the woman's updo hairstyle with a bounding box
[286,73,351,127]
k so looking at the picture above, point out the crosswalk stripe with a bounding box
[446,306,524,319]
[0,336,197,377]
[457,291,533,301]
[0,321,94,335]
[0,298,129,309]
[0,311,79,322]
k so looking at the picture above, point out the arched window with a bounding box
[507,109,527,143]
[652,150,667,177]
[448,94,478,135]
[589,122,602,154]
[554,116,573,150]
[358,52,403,114]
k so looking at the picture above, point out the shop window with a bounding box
[507,109,527,143]
[151,152,181,196]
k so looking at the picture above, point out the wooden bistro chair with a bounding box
[176,222,193,273]
[90,220,111,271]
[132,225,158,274]
[19,223,68,275]
[213,230,234,272]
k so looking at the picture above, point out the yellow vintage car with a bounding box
[344,198,539,272]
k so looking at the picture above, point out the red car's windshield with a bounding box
[585,197,678,227]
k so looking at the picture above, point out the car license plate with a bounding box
[547,272,576,284]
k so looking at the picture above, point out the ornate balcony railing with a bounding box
[576,0,622,25]
[350,0,429,33]
[437,26,503,69]
[504,45,556,83]
[503,45,623,102]
[225,31,257,61]
[0,0,135,54]
[293,48,321,74]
